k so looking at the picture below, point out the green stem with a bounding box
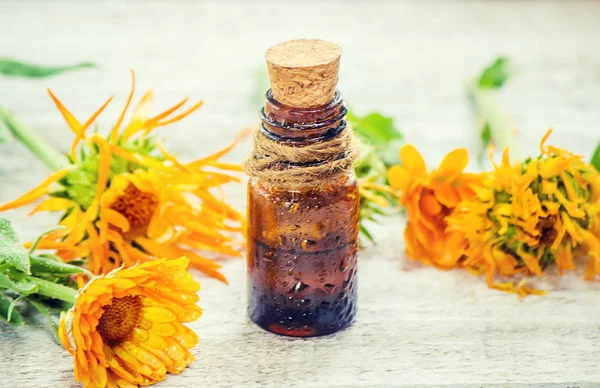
[29,276,77,304]
[467,80,515,162]
[591,143,600,171]
[0,107,66,171]
[28,226,65,255]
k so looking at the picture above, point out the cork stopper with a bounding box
[265,39,342,108]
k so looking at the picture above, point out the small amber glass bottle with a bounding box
[245,40,359,337]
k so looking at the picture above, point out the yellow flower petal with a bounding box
[142,307,177,323]
[92,135,113,201]
[145,331,168,350]
[103,208,131,233]
[430,181,461,208]
[154,101,203,128]
[121,90,154,142]
[539,128,552,154]
[173,324,199,348]
[399,144,426,175]
[29,197,76,215]
[419,193,442,216]
[58,312,75,356]
[438,148,469,175]
[387,165,412,191]
[0,167,73,212]
[49,88,114,158]
[162,337,189,368]
[110,69,136,144]
[47,89,83,135]
[60,256,201,387]
[150,323,177,336]
[59,206,83,232]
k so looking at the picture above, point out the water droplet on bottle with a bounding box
[289,282,309,294]
[323,283,336,294]
[312,222,325,238]
[301,240,316,250]
[278,235,287,246]
[263,251,275,262]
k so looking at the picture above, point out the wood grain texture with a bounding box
[1,1,600,387]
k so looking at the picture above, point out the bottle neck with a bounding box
[260,89,347,144]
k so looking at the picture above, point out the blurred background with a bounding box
[2,2,600,386]
[1,1,599,175]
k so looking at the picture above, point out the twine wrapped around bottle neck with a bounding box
[243,126,359,191]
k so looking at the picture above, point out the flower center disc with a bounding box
[110,184,158,236]
[97,295,142,346]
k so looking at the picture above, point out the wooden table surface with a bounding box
[1,1,599,387]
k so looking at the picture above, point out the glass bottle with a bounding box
[246,39,359,337]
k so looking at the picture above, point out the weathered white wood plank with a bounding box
[1,1,599,387]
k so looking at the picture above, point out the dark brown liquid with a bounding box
[247,177,359,336]
[247,89,359,337]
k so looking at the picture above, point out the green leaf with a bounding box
[30,254,93,278]
[478,57,512,88]
[348,111,403,146]
[0,293,24,325]
[481,122,492,147]
[0,107,67,171]
[0,111,11,143]
[468,57,515,166]
[27,276,76,304]
[7,294,25,322]
[359,223,376,244]
[0,58,95,78]
[0,218,30,274]
[369,205,387,217]
[591,143,600,172]
[0,272,38,294]
[478,122,492,163]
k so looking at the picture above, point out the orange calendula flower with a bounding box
[388,145,484,269]
[447,130,600,295]
[58,257,201,388]
[0,71,244,281]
